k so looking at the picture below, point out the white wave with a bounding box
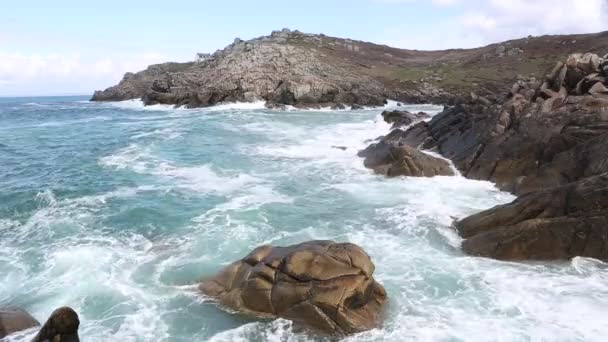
[203,101,267,111]
[130,128,181,140]
[100,144,272,195]
[106,99,267,113]
[106,99,182,111]
[208,319,308,342]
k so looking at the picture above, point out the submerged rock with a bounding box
[381,110,430,129]
[358,140,454,178]
[0,307,80,341]
[198,241,387,335]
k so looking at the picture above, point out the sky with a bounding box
[1,0,607,96]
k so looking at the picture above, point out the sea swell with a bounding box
[2,96,608,341]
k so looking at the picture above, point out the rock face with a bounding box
[381,110,430,129]
[0,307,79,341]
[400,53,608,195]
[358,140,454,178]
[396,52,608,260]
[198,241,387,335]
[457,173,608,260]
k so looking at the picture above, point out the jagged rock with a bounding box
[398,54,608,195]
[0,307,79,341]
[589,82,608,95]
[91,62,192,102]
[381,110,430,129]
[198,241,387,335]
[358,140,454,177]
[457,173,608,261]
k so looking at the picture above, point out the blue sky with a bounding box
[1,0,607,96]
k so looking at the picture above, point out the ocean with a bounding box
[1,96,607,341]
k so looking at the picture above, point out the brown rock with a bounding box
[457,173,608,261]
[198,241,387,335]
[0,308,40,338]
[358,140,454,178]
[0,307,79,341]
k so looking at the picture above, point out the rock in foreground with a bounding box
[198,241,387,335]
[0,307,79,341]
[358,140,454,178]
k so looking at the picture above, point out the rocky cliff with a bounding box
[91,29,608,108]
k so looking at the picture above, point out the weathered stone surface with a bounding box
[0,307,79,341]
[198,241,387,335]
[0,308,40,338]
[381,110,430,129]
[457,173,608,260]
[358,140,454,178]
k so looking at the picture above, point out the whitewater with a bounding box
[1,96,607,341]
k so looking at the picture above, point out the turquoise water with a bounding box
[1,96,608,341]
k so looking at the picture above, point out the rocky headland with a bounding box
[91,29,608,109]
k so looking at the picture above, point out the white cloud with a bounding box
[460,0,608,41]
[0,52,171,96]
[375,0,608,49]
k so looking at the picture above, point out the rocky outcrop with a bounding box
[381,110,430,129]
[198,241,387,335]
[394,52,608,260]
[457,173,608,260]
[92,31,389,108]
[0,307,79,341]
[358,140,454,178]
[91,62,193,102]
[400,53,608,195]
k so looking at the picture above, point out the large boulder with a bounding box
[0,307,79,341]
[198,241,387,335]
[456,173,608,261]
[358,140,454,178]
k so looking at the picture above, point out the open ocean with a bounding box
[1,96,607,341]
